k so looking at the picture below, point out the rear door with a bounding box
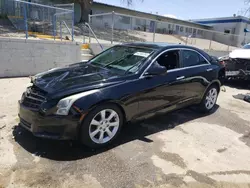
[180,49,217,101]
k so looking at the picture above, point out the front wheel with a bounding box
[199,85,219,112]
[80,104,124,148]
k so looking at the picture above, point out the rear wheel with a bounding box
[80,104,124,148]
[199,85,218,112]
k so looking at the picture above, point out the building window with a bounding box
[224,29,231,34]
[168,24,171,29]
[180,26,183,32]
[193,29,197,34]
[197,30,203,35]
[120,16,130,24]
[136,18,141,25]
[232,28,236,34]
[188,28,192,33]
[186,28,188,33]
[176,25,180,31]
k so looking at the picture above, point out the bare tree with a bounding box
[122,0,144,6]
[242,0,250,16]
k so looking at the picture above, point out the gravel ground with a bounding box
[1,78,250,188]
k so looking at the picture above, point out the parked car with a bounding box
[220,43,250,80]
[18,43,225,148]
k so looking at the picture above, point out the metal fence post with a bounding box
[42,7,45,34]
[130,17,133,30]
[48,7,50,22]
[53,14,56,40]
[209,39,212,51]
[88,14,91,43]
[60,21,62,41]
[111,11,114,44]
[71,6,74,41]
[153,21,156,42]
[23,3,28,39]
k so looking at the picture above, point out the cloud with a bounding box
[163,14,177,19]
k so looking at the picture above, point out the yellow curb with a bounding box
[28,32,61,39]
[81,43,90,49]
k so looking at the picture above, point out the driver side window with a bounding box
[154,50,180,70]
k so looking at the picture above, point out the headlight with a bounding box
[55,89,99,115]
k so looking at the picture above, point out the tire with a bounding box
[80,103,124,148]
[199,85,219,113]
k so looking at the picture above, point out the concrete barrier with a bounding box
[0,38,81,77]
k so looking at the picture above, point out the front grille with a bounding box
[20,118,31,129]
[226,59,250,71]
[22,86,47,109]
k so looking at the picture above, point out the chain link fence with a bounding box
[0,0,74,41]
[0,0,24,38]
[88,12,113,43]
[89,12,250,55]
[54,3,74,41]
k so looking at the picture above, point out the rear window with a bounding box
[182,50,209,67]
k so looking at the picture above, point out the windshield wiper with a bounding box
[123,61,143,75]
[103,54,133,68]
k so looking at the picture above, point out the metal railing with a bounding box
[84,22,104,50]
[59,20,72,40]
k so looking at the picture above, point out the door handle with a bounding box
[176,76,185,80]
[206,68,213,72]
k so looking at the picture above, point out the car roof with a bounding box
[122,42,197,50]
[123,42,173,49]
[121,42,212,61]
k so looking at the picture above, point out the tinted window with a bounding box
[182,50,208,67]
[90,46,154,74]
[155,50,180,70]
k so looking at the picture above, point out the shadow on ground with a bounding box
[13,105,219,161]
[225,80,250,90]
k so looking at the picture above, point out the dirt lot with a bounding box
[1,78,250,188]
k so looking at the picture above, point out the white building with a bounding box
[90,2,212,39]
[192,16,250,46]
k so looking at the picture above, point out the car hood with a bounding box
[32,63,125,97]
[229,49,250,59]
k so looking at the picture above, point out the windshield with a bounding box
[89,46,154,74]
[243,44,250,49]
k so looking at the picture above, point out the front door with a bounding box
[135,49,188,119]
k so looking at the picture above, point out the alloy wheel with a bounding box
[89,109,120,144]
[205,88,218,110]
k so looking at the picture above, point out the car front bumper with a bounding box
[18,101,80,140]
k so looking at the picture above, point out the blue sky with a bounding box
[95,0,247,20]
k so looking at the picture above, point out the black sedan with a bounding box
[18,43,225,148]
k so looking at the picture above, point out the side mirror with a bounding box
[144,62,167,77]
